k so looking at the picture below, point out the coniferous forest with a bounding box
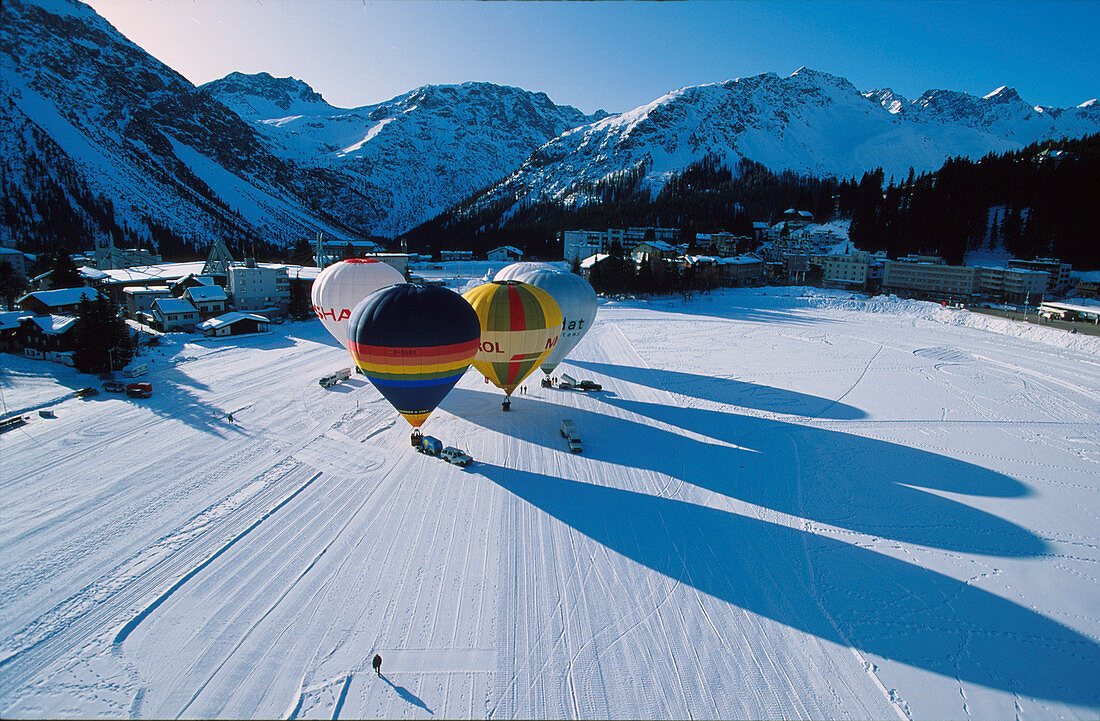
[402,134,1100,268]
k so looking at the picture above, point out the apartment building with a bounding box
[228,262,290,313]
[882,260,979,300]
[1007,258,1072,295]
[562,227,681,263]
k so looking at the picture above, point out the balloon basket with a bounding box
[502,399,511,412]
[411,429,423,446]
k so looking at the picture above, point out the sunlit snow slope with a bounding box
[1,287,1098,719]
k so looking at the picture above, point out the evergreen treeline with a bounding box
[848,134,1100,266]
[401,156,843,257]
[403,136,1100,269]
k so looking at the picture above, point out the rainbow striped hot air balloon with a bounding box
[462,280,562,408]
[348,284,481,428]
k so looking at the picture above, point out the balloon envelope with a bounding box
[515,269,597,374]
[462,281,562,396]
[493,262,562,282]
[311,259,406,348]
[348,284,481,428]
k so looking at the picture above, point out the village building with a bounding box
[17,287,103,316]
[151,297,200,332]
[122,286,173,319]
[19,315,77,361]
[183,285,229,317]
[197,311,270,338]
[228,261,290,315]
[1007,258,1072,296]
[487,246,523,262]
[561,227,681,263]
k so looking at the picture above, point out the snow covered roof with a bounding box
[101,262,208,285]
[580,254,610,269]
[121,285,171,296]
[0,311,31,330]
[78,266,109,281]
[197,312,269,330]
[19,287,100,307]
[489,246,523,255]
[634,240,676,252]
[152,297,198,315]
[28,315,76,334]
[184,285,228,302]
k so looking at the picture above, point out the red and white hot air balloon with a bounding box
[311,259,406,348]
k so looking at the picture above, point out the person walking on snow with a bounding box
[372,653,382,676]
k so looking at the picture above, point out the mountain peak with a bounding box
[984,85,1022,103]
[201,71,336,120]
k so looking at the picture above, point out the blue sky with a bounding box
[84,0,1099,114]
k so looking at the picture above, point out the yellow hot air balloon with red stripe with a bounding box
[462,280,562,407]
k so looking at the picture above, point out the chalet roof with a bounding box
[0,311,31,331]
[26,315,76,334]
[152,297,198,315]
[634,240,676,252]
[580,254,610,269]
[489,246,523,255]
[185,285,228,302]
[198,312,269,330]
[18,287,100,307]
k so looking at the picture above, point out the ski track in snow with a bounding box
[1,286,1098,719]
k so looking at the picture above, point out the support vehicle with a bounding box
[561,419,583,453]
[416,435,443,456]
[441,446,473,467]
[318,368,353,388]
[125,382,153,398]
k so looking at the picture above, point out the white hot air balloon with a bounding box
[311,259,406,348]
[516,269,597,374]
[493,261,563,282]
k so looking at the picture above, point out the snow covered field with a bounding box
[1,286,1098,719]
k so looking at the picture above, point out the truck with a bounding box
[560,419,583,453]
[318,367,353,388]
[416,435,443,456]
[122,363,148,378]
[441,446,473,467]
[125,382,153,398]
[557,373,601,392]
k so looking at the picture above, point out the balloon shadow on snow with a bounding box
[476,464,1100,708]
[446,387,1042,558]
[567,359,866,419]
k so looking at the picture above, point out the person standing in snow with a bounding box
[372,653,382,676]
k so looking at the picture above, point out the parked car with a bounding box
[103,380,126,393]
[441,446,473,467]
[125,382,152,398]
[75,387,99,398]
[576,380,602,392]
[560,419,583,453]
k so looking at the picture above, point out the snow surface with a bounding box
[1,281,1098,719]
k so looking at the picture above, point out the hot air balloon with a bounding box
[347,284,481,431]
[493,261,562,282]
[462,280,562,410]
[515,269,597,375]
[311,259,406,348]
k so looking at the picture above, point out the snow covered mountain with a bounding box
[468,67,1099,211]
[2,0,1097,249]
[0,0,359,249]
[200,74,607,237]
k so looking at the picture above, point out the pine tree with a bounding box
[71,294,135,374]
